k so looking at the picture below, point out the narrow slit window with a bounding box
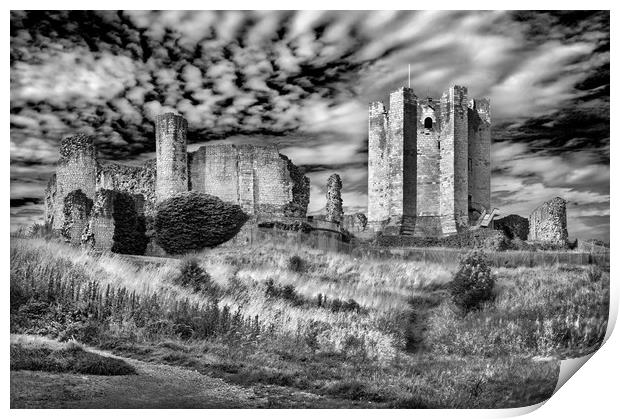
[437,140,441,150]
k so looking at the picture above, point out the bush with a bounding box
[287,255,304,272]
[265,279,302,306]
[449,250,495,312]
[174,258,219,298]
[586,266,602,283]
[154,192,249,254]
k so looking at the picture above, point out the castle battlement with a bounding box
[368,85,491,237]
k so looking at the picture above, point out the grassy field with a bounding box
[10,237,609,408]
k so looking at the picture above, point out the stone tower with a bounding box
[155,113,188,203]
[439,85,469,235]
[367,101,390,230]
[52,134,98,230]
[325,173,343,223]
[367,85,490,238]
[415,97,442,236]
[367,87,417,234]
[467,98,491,220]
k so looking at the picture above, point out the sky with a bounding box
[10,10,610,241]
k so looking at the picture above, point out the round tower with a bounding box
[53,133,98,230]
[155,113,188,202]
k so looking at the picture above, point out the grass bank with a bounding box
[10,237,609,408]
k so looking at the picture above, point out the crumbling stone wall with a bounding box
[83,189,116,251]
[46,113,310,253]
[97,160,156,216]
[61,189,93,245]
[342,213,367,233]
[53,134,98,230]
[44,174,57,226]
[281,154,310,218]
[188,143,309,218]
[82,189,147,254]
[325,173,343,223]
[156,113,188,202]
[528,197,568,245]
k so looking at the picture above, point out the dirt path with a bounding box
[11,348,361,408]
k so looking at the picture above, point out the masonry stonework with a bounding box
[45,113,309,254]
[156,113,188,203]
[528,197,568,245]
[52,134,98,230]
[325,173,344,223]
[468,98,491,220]
[188,144,309,218]
[439,85,469,235]
[368,85,491,238]
[367,101,390,230]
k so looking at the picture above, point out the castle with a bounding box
[367,85,493,237]
[45,113,310,251]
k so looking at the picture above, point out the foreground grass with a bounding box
[10,237,609,408]
[11,334,135,376]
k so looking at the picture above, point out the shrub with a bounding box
[287,255,304,272]
[173,258,219,298]
[154,192,249,254]
[586,266,603,283]
[449,250,495,312]
[265,279,302,306]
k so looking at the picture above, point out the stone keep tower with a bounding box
[367,87,417,234]
[368,85,491,237]
[52,134,98,230]
[156,113,188,203]
[439,86,469,235]
[468,98,491,219]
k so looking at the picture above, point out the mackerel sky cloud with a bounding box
[10,10,610,240]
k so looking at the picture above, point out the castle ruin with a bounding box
[45,113,310,252]
[368,85,492,237]
[528,197,568,245]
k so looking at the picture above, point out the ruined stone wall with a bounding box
[44,174,57,226]
[468,98,491,216]
[61,189,93,245]
[439,86,469,235]
[53,134,98,230]
[342,212,367,233]
[188,144,309,218]
[155,113,188,202]
[386,87,417,234]
[367,101,390,229]
[83,189,116,251]
[415,101,442,237]
[528,197,568,244]
[325,173,343,223]
[97,160,156,216]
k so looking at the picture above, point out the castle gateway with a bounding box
[368,86,491,237]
